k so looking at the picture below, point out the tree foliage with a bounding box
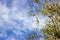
[41,0,60,40]
[28,0,60,40]
[26,33,40,40]
[34,0,40,3]
[26,31,41,40]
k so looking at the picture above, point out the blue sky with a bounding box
[0,0,49,40]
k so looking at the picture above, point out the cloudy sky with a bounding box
[0,0,49,40]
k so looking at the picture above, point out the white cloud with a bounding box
[6,36,16,40]
[0,0,33,35]
[0,0,46,39]
[0,0,46,40]
[40,38,44,40]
